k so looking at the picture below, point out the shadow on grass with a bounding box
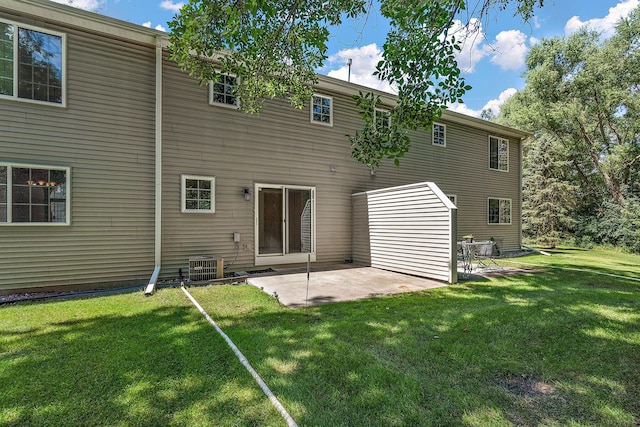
[0,297,283,426]
[188,270,640,426]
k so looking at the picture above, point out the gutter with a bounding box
[145,35,163,296]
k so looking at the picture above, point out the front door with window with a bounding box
[255,184,316,265]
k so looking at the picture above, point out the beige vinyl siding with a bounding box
[364,121,522,253]
[160,60,367,277]
[1,0,523,291]
[0,19,156,291]
[351,194,371,265]
[160,62,523,279]
[352,183,457,283]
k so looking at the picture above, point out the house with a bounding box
[0,0,528,293]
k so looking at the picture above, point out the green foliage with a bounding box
[576,193,640,253]
[521,135,578,247]
[499,6,640,251]
[347,91,411,170]
[169,0,544,169]
[168,0,367,114]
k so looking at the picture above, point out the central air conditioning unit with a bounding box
[189,256,224,281]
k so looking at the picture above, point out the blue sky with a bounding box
[52,0,639,117]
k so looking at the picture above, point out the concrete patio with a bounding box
[247,262,530,308]
[247,264,449,308]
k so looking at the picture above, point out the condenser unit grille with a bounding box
[189,256,224,281]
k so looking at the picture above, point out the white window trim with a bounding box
[487,197,512,225]
[208,73,239,109]
[310,94,333,126]
[489,135,509,172]
[0,162,71,226]
[181,175,216,213]
[374,107,391,130]
[254,183,317,266]
[0,19,67,107]
[433,123,446,146]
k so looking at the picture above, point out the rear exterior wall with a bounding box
[0,12,156,291]
[160,60,521,279]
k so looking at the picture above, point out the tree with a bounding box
[498,7,640,250]
[168,0,544,169]
[521,134,577,247]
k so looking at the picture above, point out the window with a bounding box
[0,163,69,225]
[311,94,332,126]
[447,194,457,206]
[209,74,238,107]
[489,136,509,171]
[433,123,446,146]
[374,108,391,131]
[488,198,511,225]
[0,19,65,105]
[181,175,215,213]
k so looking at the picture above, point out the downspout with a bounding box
[145,35,163,295]
[519,137,524,251]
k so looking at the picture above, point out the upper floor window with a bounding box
[489,136,509,171]
[209,74,238,107]
[374,108,391,131]
[181,175,215,213]
[488,197,511,225]
[0,163,69,225]
[311,94,332,126]
[433,123,446,146]
[0,20,65,105]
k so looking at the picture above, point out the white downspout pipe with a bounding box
[145,35,163,295]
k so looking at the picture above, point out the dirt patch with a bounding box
[500,375,556,397]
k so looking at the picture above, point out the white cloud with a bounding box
[532,16,542,29]
[482,87,517,115]
[449,88,517,118]
[160,0,185,12]
[484,30,528,70]
[565,0,639,38]
[50,0,104,11]
[142,21,167,32]
[448,102,482,117]
[324,44,396,93]
[449,19,487,73]
[448,20,529,73]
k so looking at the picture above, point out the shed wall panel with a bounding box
[351,182,457,283]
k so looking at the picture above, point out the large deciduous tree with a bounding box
[498,8,640,249]
[168,0,543,169]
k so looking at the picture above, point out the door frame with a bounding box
[254,183,317,266]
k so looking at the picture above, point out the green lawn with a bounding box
[1,248,639,426]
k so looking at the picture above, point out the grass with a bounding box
[1,247,639,426]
